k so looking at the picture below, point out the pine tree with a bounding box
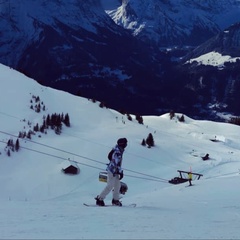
[15,139,20,152]
[55,126,61,135]
[64,113,70,127]
[99,102,105,108]
[146,133,154,148]
[22,131,26,138]
[169,110,175,120]
[33,123,39,132]
[7,139,14,148]
[27,130,32,139]
[46,114,51,127]
[35,96,40,102]
[141,139,146,146]
[56,114,62,128]
[40,124,45,133]
[178,114,185,122]
[18,131,23,138]
[50,114,56,129]
[127,114,132,121]
[42,119,47,129]
[136,114,143,124]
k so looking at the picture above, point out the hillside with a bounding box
[0,63,240,239]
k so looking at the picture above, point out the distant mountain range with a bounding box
[0,0,240,120]
[105,0,240,46]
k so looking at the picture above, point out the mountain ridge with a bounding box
[106,0,240,46]
[0,0,240,120]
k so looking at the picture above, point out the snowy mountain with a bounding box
[0,0,240,120]
[106,0,240,46]
[0,0,164,115]
[174,22,240,118]
[1,63,240,239]
[0,0,110,65]
[185,22,240,59]
[0,0,156,74]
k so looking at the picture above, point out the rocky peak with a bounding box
[106,0,240,46]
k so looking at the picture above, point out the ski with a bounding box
[83,203,136,208]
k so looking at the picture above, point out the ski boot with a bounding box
[95,196,105,206]
[112,199,122,206]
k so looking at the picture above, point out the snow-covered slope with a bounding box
[0,63,240,238]
[185,51,240,69]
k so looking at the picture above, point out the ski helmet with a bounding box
[117,138,128,148]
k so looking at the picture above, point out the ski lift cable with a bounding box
[0,110,189,171]
[124,168,169,182]
[0,130,171,182]
[0,140,168,183]
[0,130,105,165]
[62,130,177,168]
[0,110,188,171]
[204,171,240,179]
[125,174,169,183]
[0,140,103,171]
[0,139,170,183]
[0,111,22,120]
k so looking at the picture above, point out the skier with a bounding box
[188,172,192,186]
[95,138,128,206]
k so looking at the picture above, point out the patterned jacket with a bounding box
[106,145,124,175]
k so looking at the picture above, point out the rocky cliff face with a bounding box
[106,0,240,46]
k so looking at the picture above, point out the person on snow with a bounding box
[95,138,128,206]
[188,172,193,186]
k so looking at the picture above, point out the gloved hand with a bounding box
[119,171,124,180]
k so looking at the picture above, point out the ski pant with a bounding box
[99,172,121,200]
